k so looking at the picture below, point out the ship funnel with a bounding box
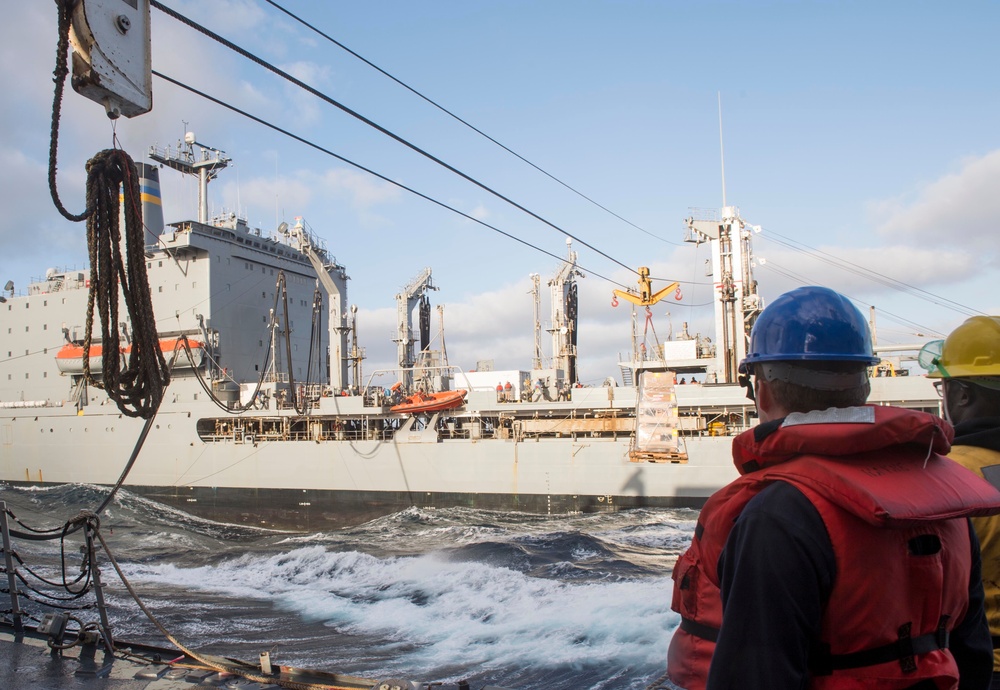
[136,162,164,238]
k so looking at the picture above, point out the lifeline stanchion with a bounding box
[83,519,114,651]
[0,502,24,633]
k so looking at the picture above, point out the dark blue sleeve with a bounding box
[951,519,993,690]
[706,481,835,690]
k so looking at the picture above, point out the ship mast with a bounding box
[529,273,543,370]
[148,133,230,224]
[682,97,762,384]
[283,218,351,393]
[547,239,584,384]
[394,268,437,392]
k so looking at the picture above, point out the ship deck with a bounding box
[0,624,417,690]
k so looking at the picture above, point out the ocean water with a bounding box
[0,484,695,690]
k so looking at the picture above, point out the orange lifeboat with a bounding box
[390,389,468,414]
[55,339,206,374]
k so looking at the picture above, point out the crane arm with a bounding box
[613,267,679,306]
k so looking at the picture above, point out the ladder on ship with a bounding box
[619,365,634,387]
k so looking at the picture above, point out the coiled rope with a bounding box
[80,149,170,418]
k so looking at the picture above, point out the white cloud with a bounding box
[870,149,1000,256]
[320,168,401,210]
[469,203,490,221]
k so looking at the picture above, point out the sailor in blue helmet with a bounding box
[665,286,999,690]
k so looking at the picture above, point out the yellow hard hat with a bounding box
[927,315,1000,378]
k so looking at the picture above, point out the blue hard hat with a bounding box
[738,286,880,373]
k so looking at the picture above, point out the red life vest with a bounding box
[667,406,1000,690]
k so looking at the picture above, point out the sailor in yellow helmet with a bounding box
[928,315,1000,687]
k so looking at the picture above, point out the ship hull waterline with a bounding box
[0,407,735,531]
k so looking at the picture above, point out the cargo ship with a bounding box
[0,138,938,530]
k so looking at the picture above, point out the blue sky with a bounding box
[3,1,999,383]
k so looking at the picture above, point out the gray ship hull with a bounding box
[0,380,738,530]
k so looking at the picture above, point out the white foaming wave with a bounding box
[123,545,678,676]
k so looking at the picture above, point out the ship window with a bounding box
[43,372,47,378]
[25,326,28,332]
[43,348,47,354]
[43,300,47,306]
[158,286,163,293]
[158,261,163,267]
[43,324,47,330]
[147,262,151,268]
[193,393,198,400]
[25,373,28,379]
[192,282,197,288]
[262,291,266,299]
[263,315,267,323]
[259,340,263,346]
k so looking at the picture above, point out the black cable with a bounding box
[262,0,682,248]
[759,230,982,318]
[151,70,632,291]
[149,0,639,277]
[48,0,91,223]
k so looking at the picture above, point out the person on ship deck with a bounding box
[927,316,1000,689]
[664,285,1000,690]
